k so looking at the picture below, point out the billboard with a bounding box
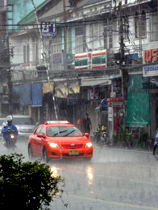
[75,50,106,70]
[143,48,158,77]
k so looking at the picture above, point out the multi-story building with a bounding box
[8,0,158,140]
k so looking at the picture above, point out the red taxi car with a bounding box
[28,121,93,161]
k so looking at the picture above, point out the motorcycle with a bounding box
[3,128,17,150]
[94,125,110,145]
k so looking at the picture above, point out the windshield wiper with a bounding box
[64,130,76,137]
[53,130,68,137]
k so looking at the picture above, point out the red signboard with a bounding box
[144,48,158,63]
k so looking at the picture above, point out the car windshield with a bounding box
[46,126,83,137]
[12,117,35,125]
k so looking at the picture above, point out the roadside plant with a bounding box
[119,126,129,142]
[0,153,65,209]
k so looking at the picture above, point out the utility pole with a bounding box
[63,0,67,52]
[119,1,128,124]
[7,35,13,115]
[31,0,58,120]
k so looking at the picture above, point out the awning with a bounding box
[125,75,150,127]
[10,32,28,38]
[20,84,31,105]
[109,74,121,80]
[32,83,42,107]
[81,78,111,86]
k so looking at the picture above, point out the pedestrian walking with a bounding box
[81,113,92,134]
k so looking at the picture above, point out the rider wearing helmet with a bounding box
[1,115,18,146]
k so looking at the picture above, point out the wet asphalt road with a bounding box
[0,138,158,210]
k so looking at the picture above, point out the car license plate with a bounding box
[69,150,79,155]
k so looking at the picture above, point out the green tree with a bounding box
[0,153,65,209]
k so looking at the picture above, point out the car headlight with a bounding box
[85,142,92,148]
[48,142,60,148]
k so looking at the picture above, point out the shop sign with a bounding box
[113,85,121,96]
[43,82,54,94]
[108,107,113,121]
[41,22,56,37]
[90,89,99,100]
[55,83,68,98]
[143,48,158,77]
[113,101,123,107]
[68,83,80,94]
[75,50,106,70]
[111,92,116,98]
[101,99,108,111]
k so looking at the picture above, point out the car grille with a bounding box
[62,153,84,157]
[51,152,57,156]
[62,144,83,149]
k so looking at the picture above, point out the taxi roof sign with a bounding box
[45,121,70,125]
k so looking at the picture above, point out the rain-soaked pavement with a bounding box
[0,138,158,210]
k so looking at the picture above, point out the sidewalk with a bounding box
[90,136,154,152]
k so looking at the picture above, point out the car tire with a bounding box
[28,144,33,160]
[43,147,49,163]
[154,147,158,161]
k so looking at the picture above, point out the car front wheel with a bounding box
[28,145,33,160]
[43,147,49,163]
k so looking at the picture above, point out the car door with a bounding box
[31,126,42,156]
[36,126,45,157]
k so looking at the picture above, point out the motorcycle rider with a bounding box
[1,115,18,146]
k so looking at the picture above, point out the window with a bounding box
[150,14,158,42]
[135,11,146,38]
[32,37,38,64]
[67,27,72,54]
[123,15,129,40]
[51,28,62,54]
[104,20,113,49]
[23,44,29,63]
[109,25,113,48]
[34,126,41,135]
[75,27,83,54]
[46,126,83,137]
[39,127,45,137]
[89,22,104,50]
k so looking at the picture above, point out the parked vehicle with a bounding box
[0,118,6,138]
[94,125,110,145]
[11,115,37,138]
[28,120,93,162]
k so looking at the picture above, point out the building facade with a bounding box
[5,0,158,140]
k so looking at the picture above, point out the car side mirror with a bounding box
[85,133,89,137]
[37,133,43,138]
